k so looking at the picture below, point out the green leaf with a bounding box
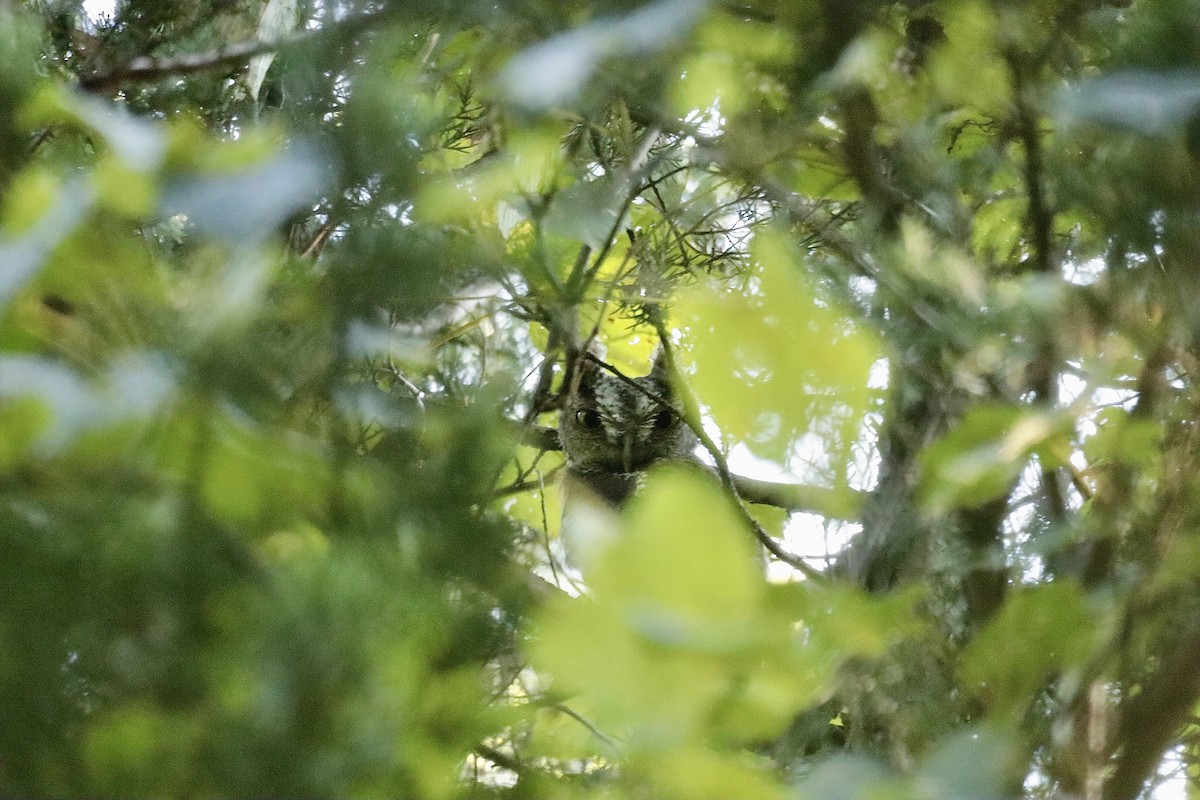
[676,227,880,465]
[160,142,328,244]
[927,0,1008,113]
[917,726,1021,800]
[543,175,625,249]
[499,0,710,111]
[1082,407,1163,472]
[638,747,783,800]
[600,467,762,626]
[0,396,50,468]
[971,197,1024,262]
[83,705,194,798]
[0,177,91,309]
[919,404,1071,513]
[534,468,806,746]
[961,582,1097,714]
[534,587,731,745]
[24,88,167,172]
[789,583,926,660]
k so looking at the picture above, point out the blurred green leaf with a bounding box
[927,0,1008,113]
[795,582,926,660]
[7,1,1200,797]
[535,468,767,743]
[916,726,1020,800]
[500,0,711,110]
[919,404,1072,513]
[962,582,1097,715]
[161,142,328,243]
[599,466,762,626]
[792,754,903,800]
[0,355,172,454]
[1060,70,1200,135]
[24,88,168,172]
[677,227,880,466]
[0,178,91,308]
[640,747,783,800]
[543,174,626,249]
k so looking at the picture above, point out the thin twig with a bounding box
[493,464,563,500]
[473,743,522,774]
[547,702,621,749]
[565,127,664,300]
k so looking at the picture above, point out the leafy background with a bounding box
[2,0,1200,798]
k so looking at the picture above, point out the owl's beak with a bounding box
[621,433,635,473]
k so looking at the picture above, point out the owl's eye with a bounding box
[576,409,603,430]
[653,409,675,429]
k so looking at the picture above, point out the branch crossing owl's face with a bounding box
[558,357,699,478]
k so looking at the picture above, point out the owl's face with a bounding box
[559,359,698,475]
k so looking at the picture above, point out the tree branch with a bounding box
[473,743,522,774]
[78,7,394,93]
[1006,49,1066,525]
[81,38,276,92]
[511,421,561,452]
[730,475,863,521]
[1103,620,1200,800]
[504,416,861,519]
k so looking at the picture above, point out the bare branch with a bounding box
[81,38,275,92]
[1006,49,1065,525]
[1103,620,1200,800]
[732,475,864,521]
[79,8,393,93]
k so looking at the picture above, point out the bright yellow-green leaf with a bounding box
[676,227,880,465]
[671,51,743,119]
[0,167,61,232]
[94,158,157,218]
[787,143,858,201]
[498,447,564,539]
[636,747,784,800]
[697,15,793,66]
[749,503,788,541]
[972,197,1025,262]
[258,524,330,564]
[535,469,768,744]
[534,589,730,745]
[526,702,617,760]
[928,0,1009,113]
[578,299,658,378]
[0,397,50,468]
[535,469,845,750]
[597,467,762,626]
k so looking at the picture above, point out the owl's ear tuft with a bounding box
[572,353,600,398]
[649,347,671,382]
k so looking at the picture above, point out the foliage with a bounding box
[2,0,1200,798]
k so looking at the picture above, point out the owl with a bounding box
[558,352,699,508]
